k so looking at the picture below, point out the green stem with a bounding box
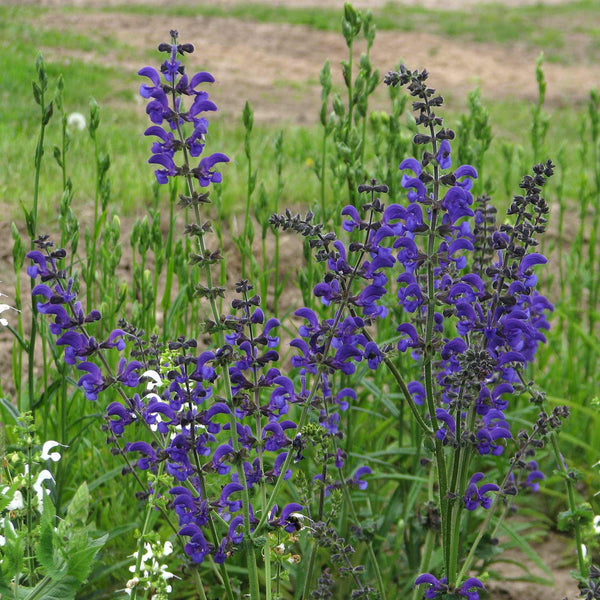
[168,72,260,596]
[320,125,328,222]
[550,432,586,577]
[339,472,387,600]
[192,568,209,600]
[447,403,475,586]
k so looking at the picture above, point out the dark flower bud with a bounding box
[178,43,194,54]
[413,134,432,145]
[439,173,456,186]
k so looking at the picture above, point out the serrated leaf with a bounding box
[66,533,107,583]
[40,491,55,532]
[65,482,89,527]
[2,516,24,578]
[37,520,56,575]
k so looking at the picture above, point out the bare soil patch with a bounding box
[34,0,583,10]
[33,2,600,124]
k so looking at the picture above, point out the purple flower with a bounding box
[414,574,448,599]
[193,152,230,187]
[179,525,212,563]
[268,503,303,533]
[415,574,484,600]
[77,362,105,401]
[463,472,499,510]
[351,466,372,490]
[436,139,452,169]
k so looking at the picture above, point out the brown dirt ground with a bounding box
[31,0,600,125]
[1,1,595,598]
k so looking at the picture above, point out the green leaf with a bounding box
[66,533,107,584]
[65,482,90,527]
[0,397,21,424]
[2,516,24,579]
[37,520,56,575]
[22,575,79,600]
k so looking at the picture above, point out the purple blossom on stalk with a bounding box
[414,574,485,600]
[463,472,500,510]
[138,30,229,187]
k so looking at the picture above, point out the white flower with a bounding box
[0,517,15,547]
[67,112,86,131]
[163,541,173,556]
[593,515,600,534]
[5,489,24,511]
[41,440,67,462]
[33,470,54,512]
[0,303,18,328]
[142,370,164,391]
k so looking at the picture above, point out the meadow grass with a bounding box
[1,2,597,222]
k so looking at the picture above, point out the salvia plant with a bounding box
[4,5,600,600]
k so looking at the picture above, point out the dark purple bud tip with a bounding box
[179,43,194,54]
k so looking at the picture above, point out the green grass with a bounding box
[1,1,597,221]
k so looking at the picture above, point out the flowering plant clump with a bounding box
[28,30,382,600]
[0,415,106,597]
[21,15,592,600]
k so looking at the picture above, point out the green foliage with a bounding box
[0,416,107,600]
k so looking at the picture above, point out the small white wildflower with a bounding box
[163,541,173,556]
[33,470,54,512]
[142,370,164,391]
[582,544,588,559]
[0,303,18,328]
[41,440,67,462]
[67,112,86,131]
[593,515,600,534]
[6,490,24,511]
